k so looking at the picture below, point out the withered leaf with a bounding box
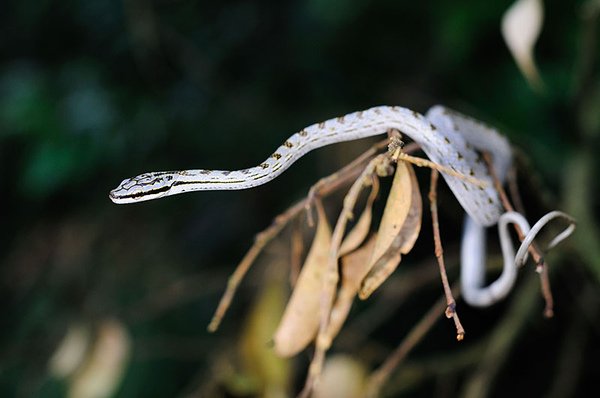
[368,161,413,270]
[327,235,377,339]
[273,202,332,357]
[359,162,422,299]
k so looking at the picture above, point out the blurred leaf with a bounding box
[240,272,291,398]
[68,319,130,398]
[273,202,331,357]
[501,0,545,90]
[313,355,367,398]
[48,323,91,379]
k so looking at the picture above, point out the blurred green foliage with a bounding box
[1,0,598,397]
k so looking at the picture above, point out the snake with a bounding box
[110,106,505,226]
[110,105,573,306]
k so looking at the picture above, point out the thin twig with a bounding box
[428,170,465,340]
[207,199,306,331]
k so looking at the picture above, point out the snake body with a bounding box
[110,105,509,227]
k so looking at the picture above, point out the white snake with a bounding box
[110,105,573,306]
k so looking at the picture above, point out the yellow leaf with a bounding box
[359,162,422,299]
[368,161,414,269]
[273,202,332,357]
[327,235,377,339]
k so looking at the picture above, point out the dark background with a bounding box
[1,0,599,397]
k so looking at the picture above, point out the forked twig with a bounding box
[428,169,465,340]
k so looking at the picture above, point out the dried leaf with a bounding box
[389,166,422,255]
[368,161,414,269]
[273,202,332,357]
[68,319,130,398]
[48,323,91,379]
[313,355,368,398]
[501,0,544,89]
[339,177,379,256]
[359,163,422,299]
[358,252,402,300]
[327,235,377,339]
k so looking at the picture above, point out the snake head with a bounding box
[109,172,178,204]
